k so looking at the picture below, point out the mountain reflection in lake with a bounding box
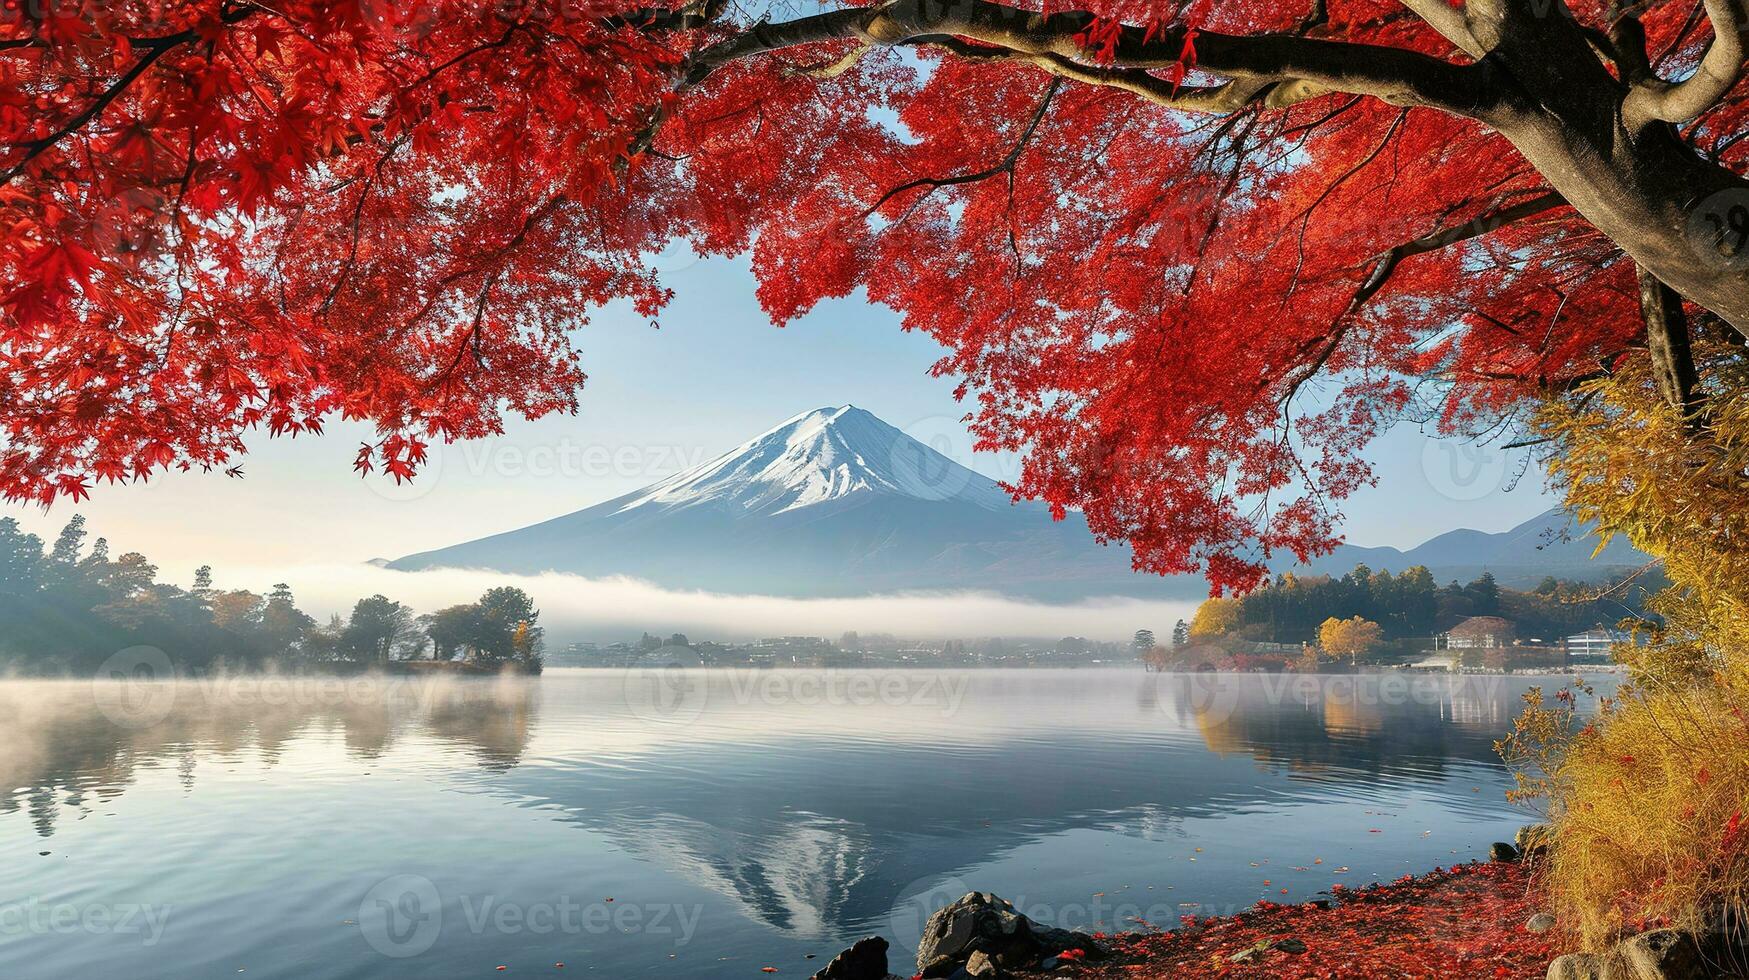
[0,669,1600,978]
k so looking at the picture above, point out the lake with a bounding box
[0,668,1593,978]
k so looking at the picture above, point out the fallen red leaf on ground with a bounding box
[1016,862,1552,979]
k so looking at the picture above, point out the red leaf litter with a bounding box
[1020,863,1553,979]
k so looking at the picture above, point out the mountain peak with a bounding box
[608,405,1007,518]
[388,405,1168,598]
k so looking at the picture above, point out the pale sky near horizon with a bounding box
[1,252,1559,589]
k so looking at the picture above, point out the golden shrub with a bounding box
[1502,342,1749,951]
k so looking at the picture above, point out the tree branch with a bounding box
[690,0,1501,119]
[1398,0,1486,59]
[863,76,1060,216]
[1278,190,1569,408]
[1637,264,1704,419]
[1354,190,1569,308]
[904,35,1280,113]
[0,7,257,188]
[1627,0,1749,124]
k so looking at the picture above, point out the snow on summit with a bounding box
[610,405,1009,517]
[386,405,1185,599]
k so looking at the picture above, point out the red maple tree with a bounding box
[6,0,1746,591]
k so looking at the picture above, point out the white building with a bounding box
[1441,616,1515,650]
[1565,628,1627,658]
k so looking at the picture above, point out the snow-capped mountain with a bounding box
[389,406,1648,597]
[590,405,1013,518]
[388,406,1181,599]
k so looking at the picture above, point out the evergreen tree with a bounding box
[0,518,44,595]
[424,604,485,661]
[474,587,541,664]
[47,515,86,567]
[342,595,415,664]
[260,583,315,654]
[1466,572,1502,617]
[43,515,88,589]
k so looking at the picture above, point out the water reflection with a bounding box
[482,671,1575,939]
[0,669,1599,977]
[0,675,538,838]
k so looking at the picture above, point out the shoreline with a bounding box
[801,853,1556,980]
[1011,861,1551,979]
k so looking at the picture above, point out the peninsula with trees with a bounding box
[0,516,544,675]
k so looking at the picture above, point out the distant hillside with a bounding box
[1286,507,1650,588]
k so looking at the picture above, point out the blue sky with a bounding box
[2,253,1558,580]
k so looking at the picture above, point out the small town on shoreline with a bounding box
[551,565,1642,674]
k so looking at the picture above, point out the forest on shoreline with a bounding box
[0,516,543,675]
[1188,565,1650,647]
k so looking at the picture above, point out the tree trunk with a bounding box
[1637,265,1703,418]
[1493,110,1749,338]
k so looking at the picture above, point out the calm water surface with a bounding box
[0,668,1598,978]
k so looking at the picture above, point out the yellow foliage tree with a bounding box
[1317,616,1383,664]
[1189,597,1241,638]
[1500,341,1749,950]
[1539,341,1749,677]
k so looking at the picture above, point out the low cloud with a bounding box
[203,563,1199,644]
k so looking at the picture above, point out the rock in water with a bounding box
[810,936,889,980]
[914,892,1100,976]
[1490,841,1521,864]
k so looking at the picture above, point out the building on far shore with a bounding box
[1408,650,1458,671]
[1565,628,1629,660]
[1440,616,1516,650]
[1419,616,1568,672]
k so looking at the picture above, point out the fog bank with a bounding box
[202,563,1199,643]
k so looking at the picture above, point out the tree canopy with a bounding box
[9,0,1749,591]
[1318,614,1384,660]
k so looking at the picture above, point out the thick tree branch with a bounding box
[1398,0,1486,59]
[1638,265,1704,419]
[1607,14,1653,82]
[905,35,1281,113]
[1627,0,1749,124]
[691,0,1501,119]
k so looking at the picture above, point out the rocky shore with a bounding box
[805,891,1105,980]
[802,829,1745,980]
